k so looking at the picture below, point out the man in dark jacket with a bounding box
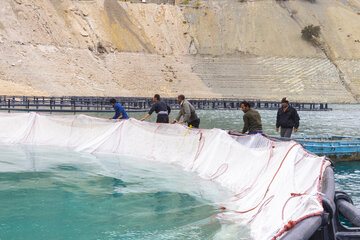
[276,97,300,138]
[141,94,171,123]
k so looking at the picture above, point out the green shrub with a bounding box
[301,24,321,42]
[181,0,190,4]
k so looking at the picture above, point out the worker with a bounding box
[141,94,171,123]
[170,94,200,128]
[241,101,263,134]
[276,97,300,138]
[109,98,129,120]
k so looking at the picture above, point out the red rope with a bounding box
[295,152,308,165]
[271,156,326,239]
[210,206,227,224]
[271,212,323,240]
[226,143,300,215]
[154,124,161,134]
[207,163,229,181]
[282,193,306,220]
[205,140,236,181]
[247,195,275,224]
[191,132,205,169]
[232,144,274,201]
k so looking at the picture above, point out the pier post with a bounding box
[50,99,52,114]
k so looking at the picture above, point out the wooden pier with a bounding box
[0,96,331,113]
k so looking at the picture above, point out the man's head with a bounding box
[153,94,160,102]
[241,101,251,113]
[281,97,289,108]
[110,98,116,107]
[177,94,185,104]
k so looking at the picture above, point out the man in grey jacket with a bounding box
[170,94,200,128]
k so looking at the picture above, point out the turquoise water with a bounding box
[334,161,360,207]
[0,145,245,240]
[0,104,359,239]
[118,104,360,137]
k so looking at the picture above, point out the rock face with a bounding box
[0,0,359,102]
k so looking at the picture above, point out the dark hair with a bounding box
[110,98,117,104]
[154,94,160,100]
[178,94,185,100]
[240,101,251,108]
[281,97,289,103]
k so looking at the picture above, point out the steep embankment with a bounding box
[0,0,359,102]
[0,0,211,97]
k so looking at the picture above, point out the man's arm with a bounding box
[118,105,128,119]
[141,113,150,121]
[171,108,182,124]
[275,109,280,132]
[167,105,171,115]
[293,109,300,131]
[242,115,249,133]
[276,109,281,128]
[141,104,155,121]
[148,103,156,115]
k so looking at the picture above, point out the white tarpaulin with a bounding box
[0,112,326,239]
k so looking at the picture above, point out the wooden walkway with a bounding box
[0,96,331,113]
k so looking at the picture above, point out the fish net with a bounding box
[0,112,327,239]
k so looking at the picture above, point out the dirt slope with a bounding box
[0,0,359,102]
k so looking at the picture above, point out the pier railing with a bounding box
[0,96,331,113]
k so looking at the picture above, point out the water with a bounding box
[0,145,246,240]
[114,104,360,137]
[0,104,359,239]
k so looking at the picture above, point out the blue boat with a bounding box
[228,131,360,162]
[276,134,360,162]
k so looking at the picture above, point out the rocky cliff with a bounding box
[0,0,359,102]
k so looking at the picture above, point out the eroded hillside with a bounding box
[0,0,359,102]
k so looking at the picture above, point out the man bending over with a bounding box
[109,98,129,120]
[170,94,200,128]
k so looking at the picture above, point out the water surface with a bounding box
[1,104,359,239]
[0,145,246,240]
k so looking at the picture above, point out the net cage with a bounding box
[0,112,328,240]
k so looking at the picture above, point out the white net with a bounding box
[0,112,326,240]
